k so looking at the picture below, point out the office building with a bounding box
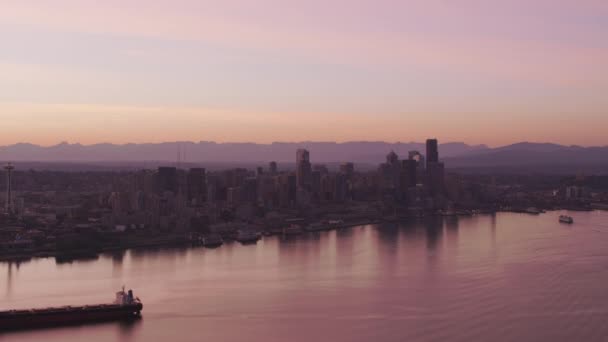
[296,149,312,191]
[187,168,206,203]
[157,167,178,194]
[426,139,439,167]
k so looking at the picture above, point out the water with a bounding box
[2,211,608,342]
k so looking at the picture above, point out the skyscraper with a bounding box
[401,159,417,189]
[427,162,445,197]
[386,151,399,165]
[425,138,444,197]
[340,162,355,177]
[186,168,206,203]
[4,163,14,215]
[269,161,278,175]
[382,151,401,191]
[426,139,438,167]
[157,167,178,194]
[296,149,312,191]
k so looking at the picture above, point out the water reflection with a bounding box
[110,250,126,277]
[116,317,143,340]
[3,212,608,342]
[5,261,13,297]
[55,254,99,265]
[444,216,460,251]
[425,217,444,254]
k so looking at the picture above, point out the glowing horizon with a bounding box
[1,1,607,147]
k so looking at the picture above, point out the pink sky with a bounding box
[0,0,606,146]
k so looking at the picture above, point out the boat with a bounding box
[525,207,542,215]
[236,230,261,244]
[0,287,143,331]
[201,234,224,247]
[559,215,574,224]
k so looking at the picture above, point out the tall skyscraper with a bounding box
[296,149,312,191]
[425,138,444,197]
[157,167,178,194]
[426,139,439,167]
[296,149,310,164]
[4,163,14,214]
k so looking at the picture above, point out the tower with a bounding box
[425,139,444,197]
[4,162,14,215]
[296,149,312,191]
[426,139,438,167]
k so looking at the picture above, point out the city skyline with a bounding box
[1,1,607,146]
[3,2,608,340]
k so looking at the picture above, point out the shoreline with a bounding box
[2,209,601,263]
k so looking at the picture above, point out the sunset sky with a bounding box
[1,0,607,147]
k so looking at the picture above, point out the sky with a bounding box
[0,0,607,147]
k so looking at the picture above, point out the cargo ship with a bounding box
[0,287,143,331]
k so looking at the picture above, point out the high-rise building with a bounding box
[241,177,258,204]
[269,161,278,174]
[334,173,347,203]
[296,149,312,191]
[381,151,401,191]
[277,173,297,207]
[296,149,310,163]
[287,174,297,204]
[427,162,445,197]
[340,162,355,177]
[386,151,399,165]
[425,138,444,197]
[258,174,277,208]
[313,164,329,174]
[311,170,321,200]
[206,175,218,203]
[4,163,14,215]
[401,159,417,189]
[227,187,241,206]
[186,168,206,203]
[408,150,425,168]
[157,167,178,194]
[426,139,439,167]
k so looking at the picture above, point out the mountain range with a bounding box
[0,141,486,163]
[1,141,607,173]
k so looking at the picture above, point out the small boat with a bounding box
[559,215,574,224]
[236,230,261,244]
[525,207,542,215]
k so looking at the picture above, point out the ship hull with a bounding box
[0,303,143,331]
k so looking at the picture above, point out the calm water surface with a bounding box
[2,211,608,342]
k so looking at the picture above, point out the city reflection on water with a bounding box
[2,211,608,342]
